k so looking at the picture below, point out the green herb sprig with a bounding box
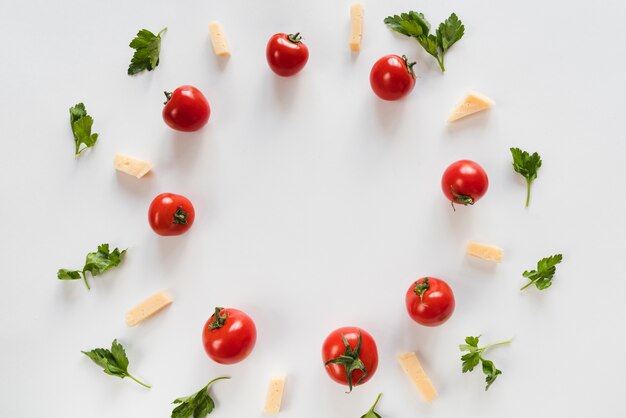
[69,103,98,157]
[510,148,542,207]
[82,339,150,388]
[384,12,464,72]
[460,335,512,390]
[57,244,126,290]
[521,254,563,291]
[171,377,230,418]
[128,27,167,75]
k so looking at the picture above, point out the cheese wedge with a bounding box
[397,352,437,402]
[208,21,231,56]
[263,375,286,415]
[447,90,495,122]
[114,153,152,178]
[467,241,504,262]
[126,290,173,327]
[349,3,364,52]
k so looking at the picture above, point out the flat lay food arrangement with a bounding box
[58,3,563,415]
[2,1,624,417]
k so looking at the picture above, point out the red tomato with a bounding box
[405,277,455,327]
[441,160,489,208]
[148,193,195,236]
[162,85,210,132]
[202,307,257,365]
[322,327,378,391]
[266,33,309,77]
[369,54,416,101]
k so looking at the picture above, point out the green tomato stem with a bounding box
[127,373,151,388]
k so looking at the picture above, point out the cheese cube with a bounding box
[397,352,437,402]
[126,290,173,327]
[466,241,504,262]
[263,375,286,415]
[447,90,495,122]
[349,3,365,52]
[208,21,231,56]
[114,153,152,178]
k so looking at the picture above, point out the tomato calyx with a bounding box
[402,55,417,79]
[413,278,430,302]
[208,307,228,329]
[287,32,303,43]
[172,206,189,225]
[324,331,367,392]
[450,186,474,211]
[163,91,173,105]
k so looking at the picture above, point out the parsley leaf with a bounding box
[510,148,543,207]
[171,377,230,418]
[57,244,126,290]
[521,254,563,291]
[82,339,150,388]
[460,335,511,390]
[384,12,430,37]
[128,27,167,75]
[83,244,126,277]
[69,103,98,157]
[361,393,383,418]
[57,269,82,281]
[436,13,465,53]
[384,12,464,72]
[481,359,502,390]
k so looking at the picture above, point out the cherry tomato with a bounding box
[162,85,210,132]
[405,277,455,327]
[148,193,195,236]
[441,160,489,208]
[266,32,309,77]
[202,307,257,365]
[369,54,416,101]
[321,326,378,391]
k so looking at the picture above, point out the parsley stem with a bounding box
[437,56,445,72]
[369,393,382,412]
[81,272,91,290]
[206,376,231,387]
[520,280,534,291]
[525,179,532,207]
[482,339,513,351]
[127,373,151,388]
[157,27,168,37]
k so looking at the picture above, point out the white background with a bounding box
[1,0,625,417]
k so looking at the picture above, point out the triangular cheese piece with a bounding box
[447,90,495,122]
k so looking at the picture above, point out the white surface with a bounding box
[1,0,625,417]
